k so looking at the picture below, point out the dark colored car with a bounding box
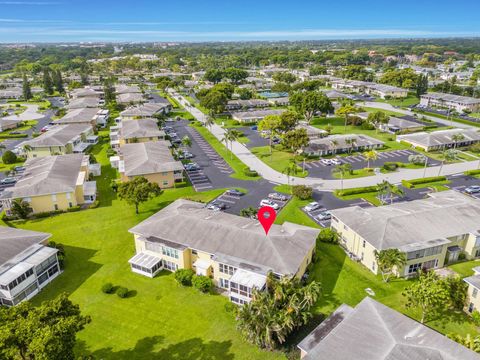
[225,189,244,196]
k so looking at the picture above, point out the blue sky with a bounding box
[0,0,479,42]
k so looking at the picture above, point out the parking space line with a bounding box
[311,162,320,168]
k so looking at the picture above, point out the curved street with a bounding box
[169,90,480,191]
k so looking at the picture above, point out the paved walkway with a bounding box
[0,104,45,121]
[169,90,480,191]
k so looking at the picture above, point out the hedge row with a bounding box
[243,167,258,177]
[464,169,480,176]
[401,176,447,189]
[335,185,379,197]
[0,133,28,139]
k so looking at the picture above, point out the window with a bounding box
[69,202,73,208]
[219,263,236,276]
[422,259,438,270]
[66,192,71,200]
[473,288,478,298]
[362,240,366,248]
[191,250,197,255]
[219,278,230,289]
[372,262,376,271]
[163,260,178,272]
[408,263,422,274]
[54,204,58,211]
[469,302,475,313]
[7,268,34,290]
[51,194,57,201]
[162,246,179,259]
[162,172,168,176]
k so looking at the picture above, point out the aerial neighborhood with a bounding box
[1,29,480,360]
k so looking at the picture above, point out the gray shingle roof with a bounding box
[67,97,101,109]
[1,154,85,198]
[20,124,91,148]
[299,297,480,360]
[129,199,319,276]
[121,119,165,140]
[0,226,51,266]
[120,141,183,176]
[120,102,169,117]
[422,92,480,105]
[331,191,480,251]
[56,107,100,124]
[307,134,384,152]
[398,128,480,148]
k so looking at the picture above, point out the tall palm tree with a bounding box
[282,162,297,186]
[330,139,338,155]
[363,150,378,168]
[349,138,358,154]
[374,249,407,282]
[451,133,465,149]
[22,144,32,157]
[438,149,457,176]
[205,115,215,130]
[388,183,405,204]
[181,135,192,151]
[332,163,352,191]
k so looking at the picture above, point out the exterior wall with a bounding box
[122,171,177,188]
[420,96,480,112]
[295,245,315,279]
[28,146,67,159]
[464,233,480,259]
[24,192,78,213]
[466,284,480,314]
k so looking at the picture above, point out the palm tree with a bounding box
[282,162,297,186]
[221,129,240,160]
[205,115,215,130]
[374,249,407,282]
[330,139,338,155]
[376,180,390,204]
[332,163,352,191]
[388,183,405,204]
[181,135,192,151]
[22,144,32,157]
[363,150,378,168]
[438,149,457,176]
[451,133,465,149]
[349,138,358,154]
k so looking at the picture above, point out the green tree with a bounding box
[374,249,406,282]
[403,270,450,323]
[282,161,298,186]
[240,206,258,218]
[10,199,33,219]
[204,69,224,84]
[363,150,378,168]
[282,128,309,153]
[42,67,53,95]
[416,74,429,97]
[272,71,297,83]
[380,68,419,89]
[277,110,299,133]
[309,65,327,76]
[335,103,361,133]
[181,135,192,151]
[236,274,321,350]
[290,91,333,124]
[258,115,280,159]
[22,73,32,100]
[2,150,17,164]
[103,78,116,104]
[52,69,64,93]
[367,111,390,133]
[447,334,480,353]
[118,177,162,214]
[451,133,465,149]
[200,90,228,114]
[0,293,90,360]
[223,68,248,84]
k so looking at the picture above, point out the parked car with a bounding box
[320,159,333,165]
[259,199,279,210]
[206,204,221,211]
[178,152,194,160]
[184,163,200,171]
[171,138,182,145]
[9,131,22,135]
[304,202,321,212]
[0,177,16,185]
[206,201,227,211]
[250,125,258,131]
[465,185,480,194]
[316,211,331,221]
[225,189,244,197]
[268,192,288,201]
[330,158,341,165]
[13,166,25,172]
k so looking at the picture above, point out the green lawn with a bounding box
[376,95,420,108]
[1,139,283,360]
[191,123,260,181]
[250,146,307,177]
[311,117,409,151]
[414,109,480,129]
[332,168,375,179]
[363,107,406,117]
[449,260,480,278]
[335,190,383,206]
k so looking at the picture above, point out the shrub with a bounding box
[106,148,115,157]
[401,176,447,189]
[174,269,195,286]
[317,228,338,244]
[2,150,17,164]
[360,121,375,130]
[464,169,480,176]
[292,185,313,200]
[116,287,129,298]
[102,283,114,294]
[0,133,28,139]
[335,186,378,197]
[89,200,100,209]
[224,302,236,313]
[472,310,480,326]
[243,167,258,177]
[383,162,398,171]
[469,143,480,153]
[192,275,214,293]
[408,154,427,165]
[66,206,81,212]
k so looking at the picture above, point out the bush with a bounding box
[2,150,17,164]
[66,206,81,212]
[335,186,378,197]
[116,287,129,298]
[174,269,195,286]
[472,310,480,326]
[317,228,338,244]
[469,143,480,153]
[106,148,115,157]
[360,121,375,130]
[408,154,427,165]
[192,275,214,293]
[383,162,399,171]
[292,185,313,200]
[224,302,236,313]
[0,133,28,139]
[31,210,64,219]
[89,200,100,209]
[464,169,480,176]
[102,283,114,294]
[401,176,447,189]
[243,167,258,177]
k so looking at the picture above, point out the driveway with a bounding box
[0,104,45,121]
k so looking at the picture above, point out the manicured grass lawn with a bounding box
[0,159,25,172]
[376,95,420,108]
[449,260,480,278]
[191,123,260,181]
[470,113,480,119]
[1,140,283,360]
[335,190,383,206]
[363,107,406,117]
[6,99,51,108]
[332,168,375,179]
[311,117,409,151]
[415,110,480,129]
[250,145,307,178]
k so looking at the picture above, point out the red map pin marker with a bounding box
[258,206,276,235]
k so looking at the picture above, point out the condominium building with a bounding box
[420,92,480,112]
[330,191,480,277]
[0,227,60,307]
[397,128,480,151]
[128,199,319,305]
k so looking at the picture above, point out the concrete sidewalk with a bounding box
[169,90,480,191]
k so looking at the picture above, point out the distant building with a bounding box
[231,109,284,123]
[120,102,171,119]
[420,92,480,113]
[397,128,480,151]
[297,297,479,360]
[0,227,60,307]
[305,134,384,156]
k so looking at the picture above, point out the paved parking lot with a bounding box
[303,149,431,178]
[238,127,269,149]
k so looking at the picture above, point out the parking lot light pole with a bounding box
[423,157,428,178]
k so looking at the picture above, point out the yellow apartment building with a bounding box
[128,199,319,305]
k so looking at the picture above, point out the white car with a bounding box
[320,159,333,165]
[304,202,321,212]
[260,199,279,210]
[316,211,332,221]
[330,158,341,165]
